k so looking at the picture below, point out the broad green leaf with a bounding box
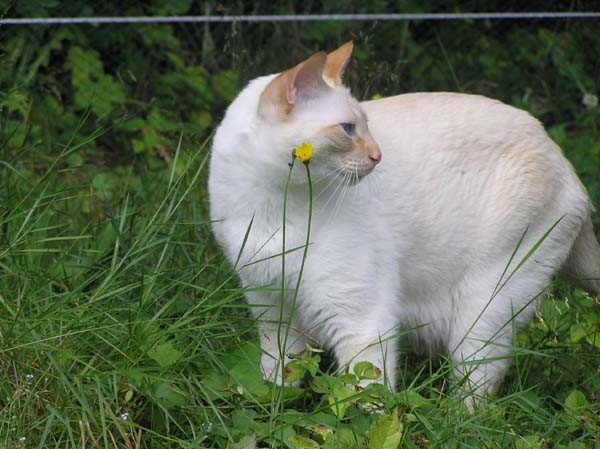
[310,375,340,394]
[184,65,214,102]
[153,383,187,408]
[285,352,320,384]
[188,110,213,133]
[67,46,125,116]
[322,427,364,449]
[327,384,355,419]
[228,348,270,398]
[338,373,359,385]
[229,434,256,449]
[569,324,588,343]
[289,435,320,449]
[367,409,403,449]
[92,172,120,200]
[585,332,600,349]
[515,435,541,449]
[147,106,182,132]
[200,342,271,399]
[313,424,333,442]
[231,410,257,435]
[564,390,588,411]
[579,318,600,348]
[285,360,310,384]
[396,390,430,409]
[148,342,182,367]
[137,25,180,47]
[354,361,382,380]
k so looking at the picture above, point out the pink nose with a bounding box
[369,150,382,165]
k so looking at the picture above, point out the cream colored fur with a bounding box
[208,43,600,406]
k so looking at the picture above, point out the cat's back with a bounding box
[361,92,548,157]
[361,92,581,195]
[361,92,591,256]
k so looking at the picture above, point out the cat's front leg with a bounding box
[257,320,307,385]
[331,321,399,390]
[245,291,307,385]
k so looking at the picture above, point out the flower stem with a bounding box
[275,156,313,428]
[276,157,294,383]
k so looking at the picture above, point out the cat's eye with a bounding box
[340,122,356,136]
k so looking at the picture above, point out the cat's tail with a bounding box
[563,215,600,295]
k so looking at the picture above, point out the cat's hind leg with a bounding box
[447,212,586,408]
[447,259,557,408]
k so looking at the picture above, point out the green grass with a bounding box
[1,128,599,449]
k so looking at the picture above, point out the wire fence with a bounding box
[2,12,600,26]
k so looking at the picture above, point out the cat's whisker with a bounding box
[313,166,342,184]
[367,172,377,194]
[323,172,347,225]
[314,167,345,201]
[331,171,352,222]
[352,168,360,202]
[366,170,382,195]
[332,170,350,209]
[320,169,348,213]
[341,171,353,207]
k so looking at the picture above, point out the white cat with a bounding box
[208,42,600,405]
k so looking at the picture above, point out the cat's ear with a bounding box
[258,51,329,120]
[288,51,329,103]
[324,41,353,86]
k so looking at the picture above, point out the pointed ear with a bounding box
[324,41,353,86]
[290,51,329,103]
[258,51,329,120]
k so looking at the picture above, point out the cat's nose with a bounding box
[370,151,382,165]
[367,141,382,165]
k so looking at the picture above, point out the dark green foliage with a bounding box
[1,1,599,191]
[0,1,599,448]
[1,1,236,173]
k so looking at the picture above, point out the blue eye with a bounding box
[340,122,355,135]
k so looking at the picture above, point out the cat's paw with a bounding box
[260,355,283,385]
[260,355,302,387]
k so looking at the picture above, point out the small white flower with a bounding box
[582,93,598,109]
[19,436,27,442]
[120,412,129,421]
[200,420,213,433]
[25,374,34,380]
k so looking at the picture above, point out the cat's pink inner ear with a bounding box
[286,85,297,104]
[324,41,353,86]
[287,51,328,104]
[258,51,328,120]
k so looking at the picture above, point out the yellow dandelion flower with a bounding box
[293,142,313,164]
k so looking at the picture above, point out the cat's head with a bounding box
[257,42,381,182]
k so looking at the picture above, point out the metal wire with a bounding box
[1,12,600,26]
